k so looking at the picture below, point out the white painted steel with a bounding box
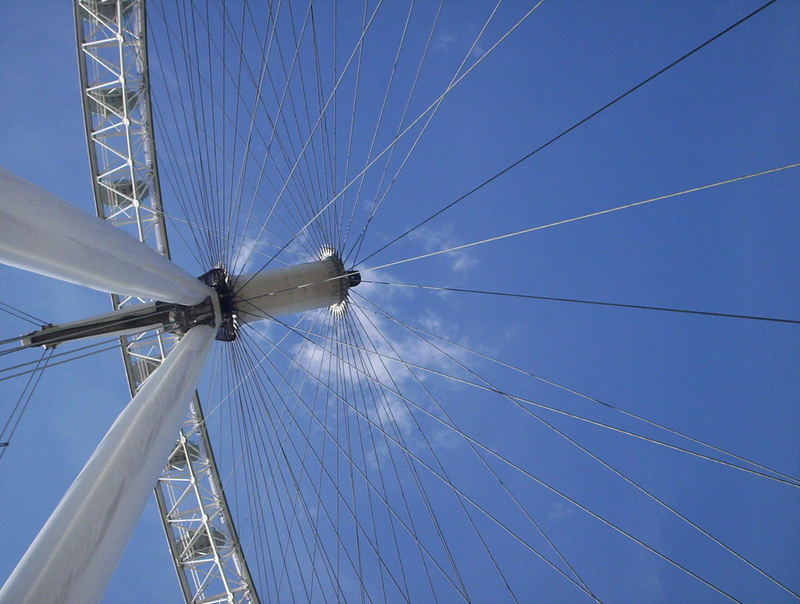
[19,303,163,347]
[0,326,215,604]
[0,167,210,306]
[235,257,345,323]
[74,1,259,600]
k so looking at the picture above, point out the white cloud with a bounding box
[271,279,477,466]
[433,33,457,52]
[407,224,478,275]
[548,501,576,520]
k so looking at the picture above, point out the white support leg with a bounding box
[0,167,210,305]
[0,326,215,604]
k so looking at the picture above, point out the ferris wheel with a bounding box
[0,1,798,602]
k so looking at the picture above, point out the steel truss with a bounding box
[74,1,258,601]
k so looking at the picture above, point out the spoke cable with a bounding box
[245,319,732,601]
[242,324,592,601]
[349,304,595,600]
[361,281,800,326]
[352,300,798,598]
[234,0,541,284]
[234,163,800,310]
[356,0,781,266]
[363,162,800,273]
[273,299,800,490]
[0,301,46,327]
[355,292,800,486]
[0,349,52,459]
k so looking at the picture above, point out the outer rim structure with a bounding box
[73,2,258,601]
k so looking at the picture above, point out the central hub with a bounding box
[199,267,237,341]
[200,252,360,342]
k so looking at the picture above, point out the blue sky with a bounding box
[1,1,798,602]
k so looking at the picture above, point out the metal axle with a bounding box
[17,255,361,350]
[19,299,215,349]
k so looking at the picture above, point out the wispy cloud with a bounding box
[276,275,473,454]
[407,224,478,275]
[433,33,457,52]
[547,501,576,520]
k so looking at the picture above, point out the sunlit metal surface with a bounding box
[74,2,258,601]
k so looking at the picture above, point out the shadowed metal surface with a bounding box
[0,326,214,604]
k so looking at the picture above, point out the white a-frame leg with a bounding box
[0,167,210,306]
[0,325,215,604]
[0,167,217,603]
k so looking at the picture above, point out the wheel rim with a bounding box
[0,2,798,602]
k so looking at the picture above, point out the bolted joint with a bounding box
[163,298,216,335]
[198,267,237,341]
[19,298,218,350]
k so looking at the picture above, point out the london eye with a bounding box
[0,1,798,602]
